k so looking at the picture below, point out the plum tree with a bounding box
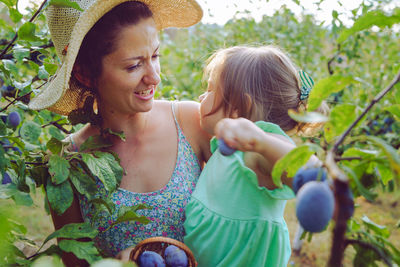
[7,111,21,128]
[138,251,166,267]
[164,245,188,267]
[292,167,327,194]
[296,181,334,233]
[218,139,236,156]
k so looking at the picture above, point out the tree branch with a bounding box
[0,0,49,59]
[0,92,32,113]
[42,119,72,134]
[335,156,362,161]
[332,69,400,154]
[11,160,44,166]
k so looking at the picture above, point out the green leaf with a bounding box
[288,110,328,123]
[46,179,73,215]
[58,240,101,264]
[31,255,64,267]
[79,135,113,152]
[362,215,390,238]
[271,144,321,187]
[81,152,118,192]
[0,183,18,199]
[44,63,58,76]
[342,165,377,202]
[42,222,98,247]
[0,0,16,8]
[18,22,41,42]
[0,183,33,206]
[49,0,83,11]
[12,190,33,206]
[69,166,97,199]
[89,198,116,215]
[104,128,126,141]
[48,155,70,184]
[109,210,150,229]
[0,146,10,174]
[362,136,400,177]
[9,8,22,24]
[19,121,41,143]
[38,65,49,80]
[46,137,63,155]
[338,8,400,43]
[308,75,359,111]
[2,59,18,75]
[12,46,30,61]
[376,163,393,186]
[324,104,357,142]
[49,126,65,141]
[385,104,400,120]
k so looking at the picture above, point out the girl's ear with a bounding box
[231,93,253,119]
[244,93,253,113]
[72,64,92,88]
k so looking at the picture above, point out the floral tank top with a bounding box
[78,103,201,257]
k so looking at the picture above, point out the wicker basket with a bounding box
[129,236,197,267]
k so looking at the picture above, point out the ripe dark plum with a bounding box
[7,111,21,127]
[292,167,327,194]
[296,181,334,232]
[2,172,12,184]
[138,251,166,267]
[164,245,188,267]
[218,139,236,156]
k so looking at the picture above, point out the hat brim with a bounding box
[28,0,203,115]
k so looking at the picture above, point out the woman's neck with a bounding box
[99,108,151,140]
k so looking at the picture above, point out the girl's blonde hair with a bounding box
[204,45,329,136]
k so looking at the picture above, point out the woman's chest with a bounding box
[115,130,179,193]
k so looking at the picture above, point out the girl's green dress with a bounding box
[184,121,296,267]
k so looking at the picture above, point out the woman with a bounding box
[28,0,210,265]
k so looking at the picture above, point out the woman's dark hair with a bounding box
[74,1,153,86]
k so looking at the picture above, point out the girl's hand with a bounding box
[214,118,265,153]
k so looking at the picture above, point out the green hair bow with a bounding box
[299,70,314,100]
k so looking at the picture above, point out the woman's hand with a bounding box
[116,246,135,262]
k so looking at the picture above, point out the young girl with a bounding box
[184,45,327,266]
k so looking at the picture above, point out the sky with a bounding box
[16,0,400,26]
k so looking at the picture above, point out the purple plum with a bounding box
[164,245,188,267]
[296,181,334,232]
[218,138,236,156]
[138,251,166,267]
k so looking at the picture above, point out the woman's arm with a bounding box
[48,194,89,267]
[176,101,212,165]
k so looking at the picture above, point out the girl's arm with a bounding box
[214,118,319,189]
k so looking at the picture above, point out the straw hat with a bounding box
[28,0,203,115]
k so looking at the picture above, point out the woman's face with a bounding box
[199,66,226,135]
[97,17,160,116]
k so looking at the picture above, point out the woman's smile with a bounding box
[134,87,155,100]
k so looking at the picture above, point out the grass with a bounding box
[2,188,399,266]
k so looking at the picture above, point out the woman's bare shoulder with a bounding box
[176,101,212,163]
